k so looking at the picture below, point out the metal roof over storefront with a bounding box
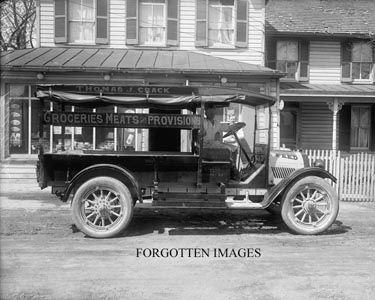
[280,82,375,98]
[1,48,282,76]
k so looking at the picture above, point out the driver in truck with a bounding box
[203,105,252,180]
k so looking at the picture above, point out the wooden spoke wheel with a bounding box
[72,177,133,238]
[281,176,339,235]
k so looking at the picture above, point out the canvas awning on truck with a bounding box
[36,85,276,108]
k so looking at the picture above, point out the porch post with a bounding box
[327,98,344,152]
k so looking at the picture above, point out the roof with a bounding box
[36,85,276,108]
[280,82,375,97]
[266,0,375,37]
[0,47,281,77]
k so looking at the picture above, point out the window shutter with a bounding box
[235,0,248,48]
[126,0,138,45]
[298,40,309,80]
[341,41,352,82]
[195,0,208,47]
[339,105,351,151]
[167,0,179,46]
[265,39,276,69]
[54,0,67,43]
[96,0,109,44]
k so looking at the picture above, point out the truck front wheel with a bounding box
[71,176,133,238]
[281,176,339,235]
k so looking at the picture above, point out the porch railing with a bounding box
[302,150,375,202]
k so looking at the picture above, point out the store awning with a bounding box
[280,82,375,98]
[36,85,276,108]
[1,48,282,77]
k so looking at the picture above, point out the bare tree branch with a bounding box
[0,0,35,51]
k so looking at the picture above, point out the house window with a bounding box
[352,42,373,80]
[276,41,298,79]
[126,0,178,46]
[342,41,374,82]
[274,41,309,80]
[54,0,109,44]
[68,0,95,43]
[139,0,166,46]
[351,106,371,150]
[196,0,248,48]
[208,0,235,48]
[280,110,297,149]
[266,40,309,81]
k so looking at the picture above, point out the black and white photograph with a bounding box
[0,0,374,299]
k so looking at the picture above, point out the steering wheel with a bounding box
[223,122,246,138]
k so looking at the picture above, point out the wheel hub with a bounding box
[303,200,316,214]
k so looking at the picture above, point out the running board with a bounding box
[136,196,264,209]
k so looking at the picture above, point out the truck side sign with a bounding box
[42,111,201,129]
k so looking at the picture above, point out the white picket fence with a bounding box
[303,150,375,202]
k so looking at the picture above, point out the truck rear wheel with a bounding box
[281,176,339,235]
[71,176,133,238]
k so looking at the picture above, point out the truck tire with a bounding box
[71,176,133,238]
[281,176,339,235]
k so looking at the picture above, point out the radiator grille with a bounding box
[271,167,296,178]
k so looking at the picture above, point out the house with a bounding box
[265,0,375,152]
[0,0,282,160]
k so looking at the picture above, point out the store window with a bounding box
[96,106,115,150]
[73,106,94,150]
[139,0,166,46]
[8,84,50,155]
[68,0,96,43]
[351,106,371,150]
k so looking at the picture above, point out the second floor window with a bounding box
[276,41,298,79]
[68,0,95,43]
[196,0,248,48]
[266,39,309,81]
[342,41,374,82]
[208,0,235,48]
[139,0,166,46]
[54,0,109,44]
[126,0,178,46]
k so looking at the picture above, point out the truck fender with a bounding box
[263,167,336,207]
[62,164,141,203]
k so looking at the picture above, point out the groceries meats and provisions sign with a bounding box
[43,111,201,129]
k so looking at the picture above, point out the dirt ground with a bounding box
[1,182,375,300]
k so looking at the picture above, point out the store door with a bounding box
[149,109,181,151]
[9,100,28,154]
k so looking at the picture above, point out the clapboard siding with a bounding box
[40,0,54,47]
[300,102,333,149]
[39,0,265,65]
[110,0,126,48]
[309,41,341,84]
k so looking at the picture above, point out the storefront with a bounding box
[0,48,282,160]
